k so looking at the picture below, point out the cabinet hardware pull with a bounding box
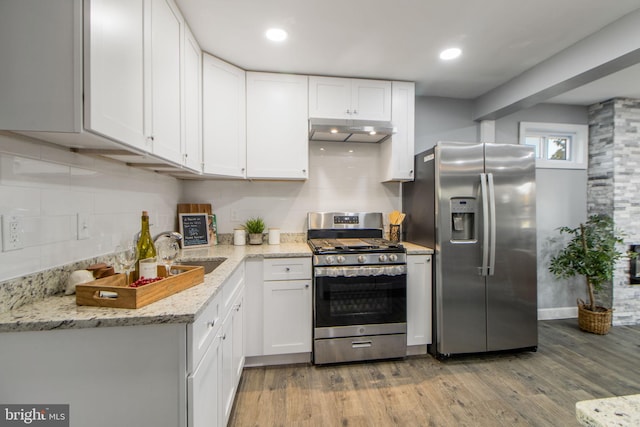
[222,334,227,340]
[305,284,309,288]
[207,321,215,327]
[353,109,358,114]
[285,267,290,272]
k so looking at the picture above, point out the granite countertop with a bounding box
[0,241,432,334]
[0,243,311,333]
[576,394,640,426]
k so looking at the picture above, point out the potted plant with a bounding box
[243,217,266,245]
[549,214,632,334]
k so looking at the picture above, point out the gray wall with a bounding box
[413,97,589,316]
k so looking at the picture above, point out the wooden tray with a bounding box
[76,265,205,309]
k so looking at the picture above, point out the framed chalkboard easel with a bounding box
[179,213,210,248]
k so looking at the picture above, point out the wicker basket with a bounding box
[577,303,612,335]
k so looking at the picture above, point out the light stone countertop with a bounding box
[576,394,640,426]
[0,241,432,334]
[0,243,311,333]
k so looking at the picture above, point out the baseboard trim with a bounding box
[538,306,578,320]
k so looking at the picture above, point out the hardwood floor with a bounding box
[229,320,640,427]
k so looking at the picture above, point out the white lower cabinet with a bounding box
[262,258,312,355]
[221,287,244,425]
[406,254,432,348]
[0,324,188,427]
[188,332,222,427]
[263,279,312,355]
[188,263,245,427]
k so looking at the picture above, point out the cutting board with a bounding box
[177,203,212,215]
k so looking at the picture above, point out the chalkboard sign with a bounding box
[179,213,210,248]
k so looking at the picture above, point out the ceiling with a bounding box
[176,0,640,107]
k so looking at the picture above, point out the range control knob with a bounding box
[378,254,388,262]
[389,254,398,262]
[336,256,346,264]
[325,256,335,265]
[357,255,367,264]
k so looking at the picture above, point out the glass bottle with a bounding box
[136,210,157,280]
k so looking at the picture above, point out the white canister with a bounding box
[268,228,280,245]
[234,228,246,246]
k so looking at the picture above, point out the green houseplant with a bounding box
[243,217,266,245]
[549,214,630,334]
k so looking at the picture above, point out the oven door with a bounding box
[314,264,407,339]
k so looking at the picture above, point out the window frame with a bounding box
[519,122,588,170]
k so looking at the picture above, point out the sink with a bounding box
[174,258,227,274]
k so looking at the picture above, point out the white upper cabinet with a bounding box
[202,54,247,178]
[381,81,416,182]
[0,0,200,173]
[309,76,391,121]
[182,25,202,172]
[0,0,83,133]
[145,0,183,165]
[246,72,309,180]
[85,0,146,151]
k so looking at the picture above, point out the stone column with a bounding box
[588,98,640,325]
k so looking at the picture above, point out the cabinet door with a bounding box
[232,289,245,389]
[146,0,183,163]
[381,81,415,182]
[308,76,352,119]
[351,79,392,121]
[246,72,309,180]
[0,0,82,132]
[202,54,246,177]
[407,255,432,346]
[182,25,202,172]
[187,334,221,427]
[263,279,312,355]
[86,0,146,148]
[244,258,264,357]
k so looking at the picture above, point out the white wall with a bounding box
[0,132,181,282]
[181,141,401,233]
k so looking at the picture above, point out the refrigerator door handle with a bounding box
[480,173,489,276]
[487,173,497,276]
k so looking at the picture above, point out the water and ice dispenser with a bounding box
[450,198,476,241]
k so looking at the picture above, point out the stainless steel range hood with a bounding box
[308,118,396,143]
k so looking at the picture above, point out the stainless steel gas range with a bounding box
[307,212,407,365]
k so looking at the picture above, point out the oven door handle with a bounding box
[314,265,407,278]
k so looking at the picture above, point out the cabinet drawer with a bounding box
[188,293,222,373]
[263,258,311,281]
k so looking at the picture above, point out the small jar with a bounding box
[268,228,280,245]
[233,228,246,246]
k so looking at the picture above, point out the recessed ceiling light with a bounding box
[369,131,377,135]
[266,28,287,42]
[439,47,462,60]
[330,129,338,134]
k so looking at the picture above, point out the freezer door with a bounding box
[484,143,537,351]
[435,142,487,355]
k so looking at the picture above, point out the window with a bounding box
[519,122,587,169]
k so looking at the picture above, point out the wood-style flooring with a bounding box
[228,319,640,426]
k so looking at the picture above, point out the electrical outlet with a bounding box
[77,213,90,240]
[2,215,23,251]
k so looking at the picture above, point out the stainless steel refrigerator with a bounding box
[403,141,537,358]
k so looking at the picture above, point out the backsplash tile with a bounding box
[0,131,400,312]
